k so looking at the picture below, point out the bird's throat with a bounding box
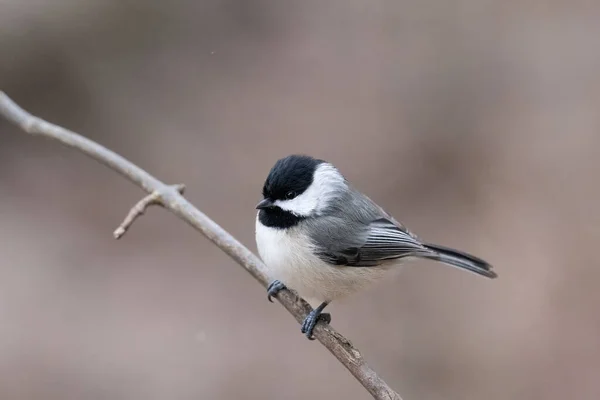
[258,207,305,229]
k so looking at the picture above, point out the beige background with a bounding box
[1,1,599,399]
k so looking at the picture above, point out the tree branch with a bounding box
[0,91,402,400]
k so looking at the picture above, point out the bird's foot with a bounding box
[301,307,331,340]
[267,280,286,302]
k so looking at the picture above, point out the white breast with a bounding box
[255,214,393,304]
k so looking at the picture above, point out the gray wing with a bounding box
[307,186,431,267]
[312,217,430,267]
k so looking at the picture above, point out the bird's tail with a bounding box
[421,243,497,279]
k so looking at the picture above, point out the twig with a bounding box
[113,184,185,239]
[0,91,403,400]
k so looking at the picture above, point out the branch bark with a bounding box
[0,91,403,400]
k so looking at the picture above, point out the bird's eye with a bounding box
[285,191,297,200]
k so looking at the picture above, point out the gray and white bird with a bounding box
[255,154,496,339]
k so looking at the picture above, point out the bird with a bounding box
[255,154,496,339]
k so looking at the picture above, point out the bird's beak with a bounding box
[256,198,274,210]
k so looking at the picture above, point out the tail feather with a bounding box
[422,243,497,279]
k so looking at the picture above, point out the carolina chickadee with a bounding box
[255,155,496,339]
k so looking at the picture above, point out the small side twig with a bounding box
[114,184,185,239]
[0,91,402,400]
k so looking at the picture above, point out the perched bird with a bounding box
[255,154,496,339]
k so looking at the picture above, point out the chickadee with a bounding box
[255,155,496,339]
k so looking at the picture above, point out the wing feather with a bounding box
[315,217,429,267]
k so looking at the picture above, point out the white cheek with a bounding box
[274,163,346,216]
[274,191,318,215]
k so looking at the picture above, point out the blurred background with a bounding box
[1,1,599,399]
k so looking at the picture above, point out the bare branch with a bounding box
[113,184,185,239]
[0,91,403,400]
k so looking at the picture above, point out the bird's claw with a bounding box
[267,282,330,340]
[267,280,286,302]
[301,311,332,340]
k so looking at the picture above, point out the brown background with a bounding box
[1,1,599,399]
